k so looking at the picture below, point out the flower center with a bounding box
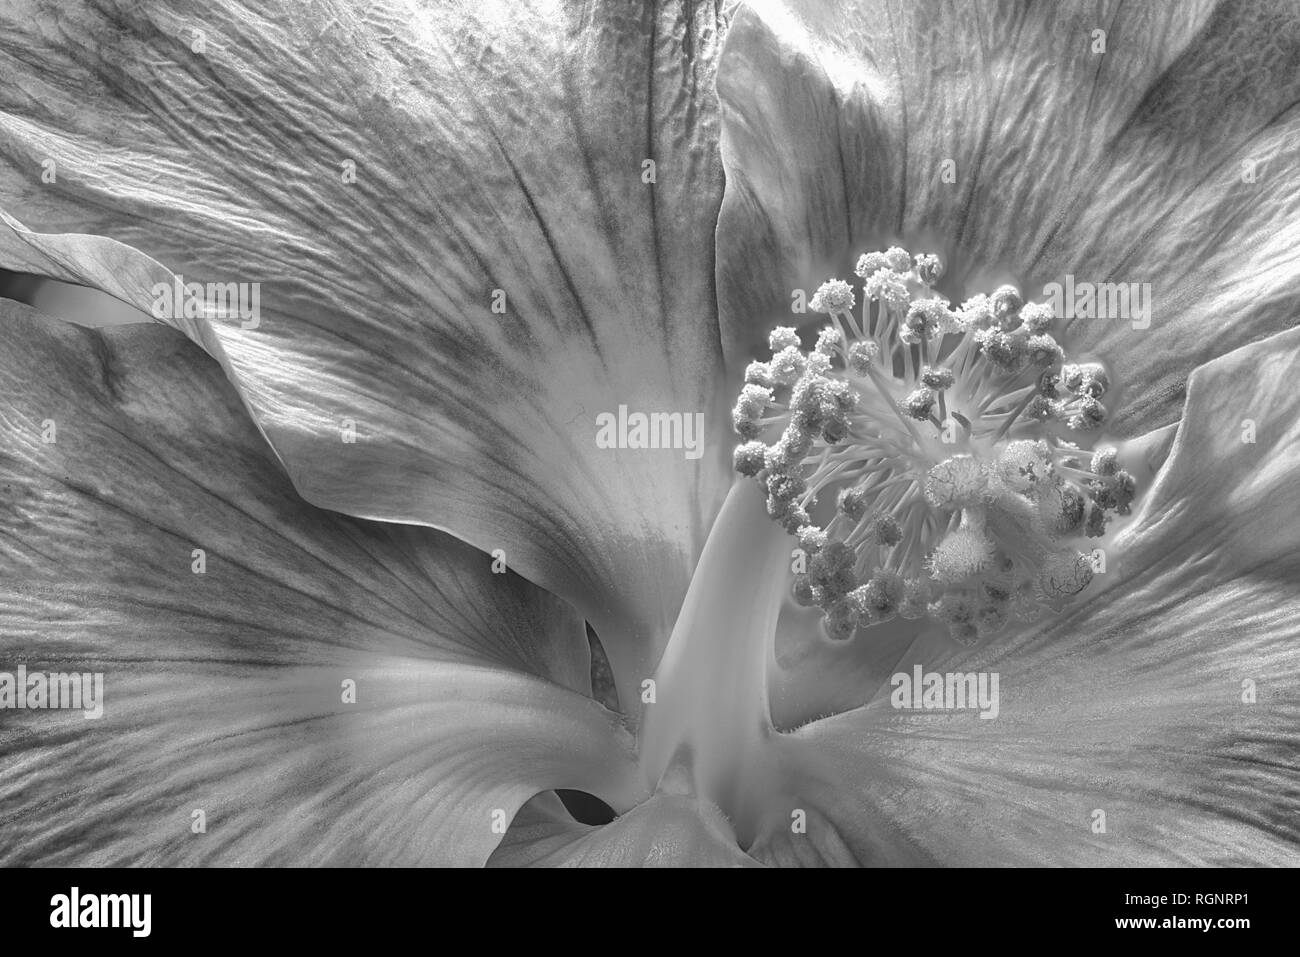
[731,247,1138,644]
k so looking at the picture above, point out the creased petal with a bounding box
[716,0,1300,433]
[0,0,735,706]
[487,790,761,867]
[0,301,641,865]
[753,326,1300,865]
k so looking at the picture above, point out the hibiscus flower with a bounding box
[1,0,1297,866]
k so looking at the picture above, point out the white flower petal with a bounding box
[0,0,735,706]
[715,0,1300,435]
[488,790,762,867]
[0,300,641,865]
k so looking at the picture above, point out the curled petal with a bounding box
[488,791,762,867]
[0,301,641,865]
[0,0,735,706]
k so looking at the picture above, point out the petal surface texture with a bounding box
[0,0,736,701]
[716,0,1300,434]
[0,302,640,866]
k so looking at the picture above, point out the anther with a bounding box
[809,280,856,315]
[731,247,1138,644]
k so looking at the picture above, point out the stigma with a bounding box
[731,247,1137,645]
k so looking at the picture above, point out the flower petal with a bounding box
[715,0,1300,433]
[749,326,1300,865]
[487,790,761,867]
[0,300,641,865]
[0,0,734,705]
